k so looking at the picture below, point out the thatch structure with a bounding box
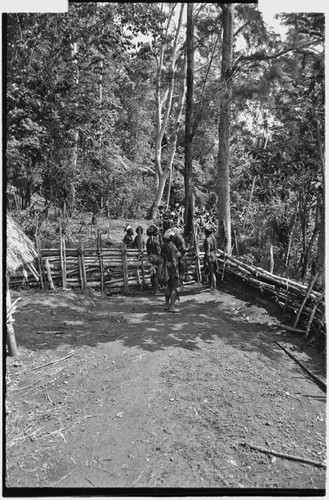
[6,214,40,357]
[6,214,38,276]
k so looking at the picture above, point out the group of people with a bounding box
[122,224,144,251]
[146,224,188,313]
[122,218,218,312]
[157,204,184,232]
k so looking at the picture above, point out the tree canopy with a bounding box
[5,3,325,284]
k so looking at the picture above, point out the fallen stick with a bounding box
[28,352,75,372]
[85,477,96,487]
[44,380,53,404]
[11,377,44,392]
[36,330,63,335]
[45,258,55,290]
[103,379,132,392]
[49,472,72,487]
[129,469,145,487]
[240,442,326,468]
[36,426,67,441]
[279,324,306,334]
[275,341,326,392]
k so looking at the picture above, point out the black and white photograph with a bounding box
[3,0,326,495]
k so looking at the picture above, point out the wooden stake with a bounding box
[269,244,274,274]
[97,230,104,294]
[81,240,87,289]
[36,236,44,289]
[240,442,326,468]
[27,262,40,282]
[136,258,142,289]
[59,220,64,288]
[45,258,54,290]
[122,242,129,294]
[140,253,146,288]
[293,272,319,328]
[305,290,325,339]
[62,227,67,289]
[275,341,326,392]
[78,243,84,291]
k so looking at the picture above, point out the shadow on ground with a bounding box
[11,283,326,383]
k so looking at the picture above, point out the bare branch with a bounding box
[231,41,321,75]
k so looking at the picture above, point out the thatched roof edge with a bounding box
[6,214,38,276]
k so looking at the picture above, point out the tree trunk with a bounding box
[184,3,195,241]
[242,174,256,231]
[70,41,79,213]
[149,173,168,220]
[285,204,297,266]
[217,3,234,255]
[166,55,187,208]
[99,58,103,150]
[314,117,325,290]
[152,4,184,219]
[315,198,325,290]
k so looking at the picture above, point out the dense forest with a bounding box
[5,3,325,286]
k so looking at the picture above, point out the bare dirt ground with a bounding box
[5,277,326,494]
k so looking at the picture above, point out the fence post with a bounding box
[97,230,105,294]
[45,258,54,290]
[122,242,129,294]
[59,220,67,289]
[35,236,44,289]
[81,240,87,290]
[78,239,85,291]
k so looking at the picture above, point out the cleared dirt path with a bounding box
[5,283,326,492]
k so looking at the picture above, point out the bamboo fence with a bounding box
[9,233,326,340]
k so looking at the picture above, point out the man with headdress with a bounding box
[203,223,218,290]
[172,226,188,290]
[123,224,134,248]
[146,224,162,295]
[161,229,180,312]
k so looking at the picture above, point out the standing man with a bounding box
[146,224,162,295]
[162,229,180,313]
[203,223,218,291]
[172,226,188,290]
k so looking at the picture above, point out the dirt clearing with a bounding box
[5,281,326,493]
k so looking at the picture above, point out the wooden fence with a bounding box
[212,249,325,340]
[10,241,199,295]
[9,239,325,340]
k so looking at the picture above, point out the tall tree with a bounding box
[165,53,187,208]
[217,3,234,254]
[184,2,195,240]
[150,2,185,219]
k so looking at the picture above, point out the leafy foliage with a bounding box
[5,5,324,282]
